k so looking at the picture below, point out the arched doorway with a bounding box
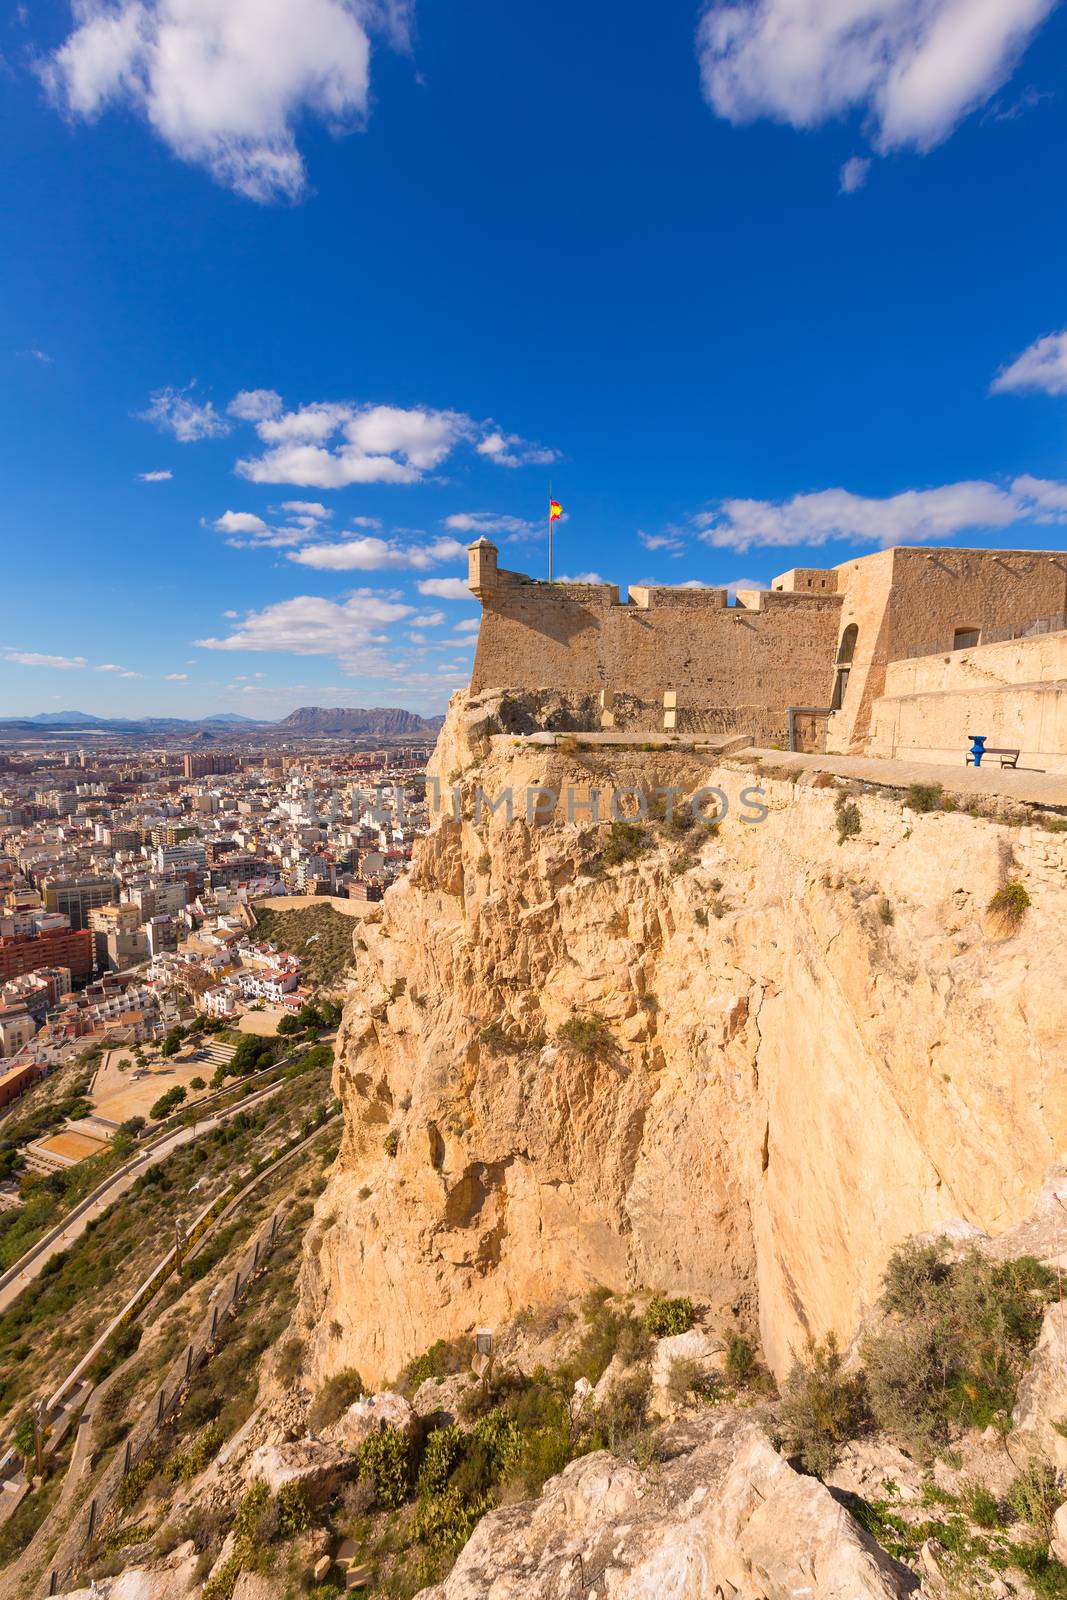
[831,624,858,709]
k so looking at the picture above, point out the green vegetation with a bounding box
[598,822,650,869]
[779,1335,867,1476]
[834,793,862,844]
[0,1060,337,1433]
[308,1368,364,1433]
[907,782,944,813]
[555,1014,614,1061]
[402,1336,473,1395]
[987,880,1031,933]
[879,898,895,926]
[276,998,343,1037]
[149,1085,187,1120]
[644,1296,694,1338]
[251,903,357,988]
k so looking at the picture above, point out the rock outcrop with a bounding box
[415,1422,916,1600]
[298,689,1067,1386]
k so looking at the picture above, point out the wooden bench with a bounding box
[965,747,1020,769]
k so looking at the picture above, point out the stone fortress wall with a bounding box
[467,537,1067,765]
[467,539,843,744]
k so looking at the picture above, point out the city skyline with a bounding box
[6,1,1067,717]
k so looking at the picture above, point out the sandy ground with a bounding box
[34,1129,109,1163]
[255,893,369,916]
[236,1008,284,1037]
[91,1049,218,1125]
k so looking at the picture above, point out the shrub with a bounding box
[383,1129,400,1157]
[189,1076,206,1091]
[988,881,1031,933]
[644,1296,694,1338]
[725,1333,759,1387]
[556,1014,614,1061]
[879,899,895,926]
[149,1086,187,1120]
[417,1422,466,1497]
[779,1336,866,1477]
[667,1356,712,1405]
[1007,1460,1060,1538]
[478,1021,519,1056]
[403,1335,473,1393]
[275,1479,312,1536]
[959,1477,1001,1528]
[413,1484,491,1553]
[694,907,709,928]
[307,1368,363,1433]
[835,797,861,844]
[599,822,650,868]
[863,1242,1052,1454]
[907,783,944,813]
[597,1369,652,1453]
[358,1426,415,1508]
[275,1337,305,1384]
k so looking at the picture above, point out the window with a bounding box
[831,668,850,711]
[953,627,980,650]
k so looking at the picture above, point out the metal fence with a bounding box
[904,612,1067,661]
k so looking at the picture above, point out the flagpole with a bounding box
[548,483,553,583]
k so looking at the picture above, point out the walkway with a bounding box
[733,748,1067,809]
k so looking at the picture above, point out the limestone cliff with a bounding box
[297,691,1067,1386]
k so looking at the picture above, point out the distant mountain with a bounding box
[277,706,444,736]
[29,710,107,725]
[202,713,257,724]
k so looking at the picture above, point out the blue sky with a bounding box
[4,0,1067,719]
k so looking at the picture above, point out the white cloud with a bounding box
[278,500,331,519]
[639,529,684,554]
[39,0,387,204]
[697,0,1056,154]
[2,649,88,669]
[229,389,283,421]
[556,572,603,584]
[96,662,140,677]
[444,511,539,538]
[138,469,173,481]
[476,430,559,469]
[236,402,476,487]
[351,515,382,528]
[991,331,1067,396]
[416,577,471,600]
[453,617,480,634]
[165,672,189,681]
[213,509,270,535]
[287,535,465,571]
[195,591,419,673]
[839,155,871,194]
[29,347,54,364]
[142,385,230,442]
[695,475,1067,552]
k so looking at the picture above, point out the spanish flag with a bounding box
[549,498,562,523]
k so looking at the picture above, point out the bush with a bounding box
[383,1129,400,1157]
[667,1356,712,1405]
[779,1336,866,1477]
[597,1369,652,1453]
[725,1332,759,1387]
[417,1422,466,1497]
[1007,1460,1060,1538]
[189,1076,206,1091]
[599,822,650,868]
[907,783,943,813]
[879,899,894,926]
[149,1086,187,1120]
[307,1368,364,1433]
[276,1479,311,1535]
[835,796,861,844]
[275,1337,305,1384]
[403,1335,473,1393]
[863,1242,1052,1454]
[988,881,1031,933]
[644,1296,694,1338]
[556,1014,614,1061]
[358,1426,415,1509]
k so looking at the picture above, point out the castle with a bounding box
[467,538,1067,770]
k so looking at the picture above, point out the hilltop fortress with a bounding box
[468,538,1067,769]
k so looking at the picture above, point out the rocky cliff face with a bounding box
[297,691,1067,1388]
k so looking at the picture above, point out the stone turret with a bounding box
[468,538,499,599]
